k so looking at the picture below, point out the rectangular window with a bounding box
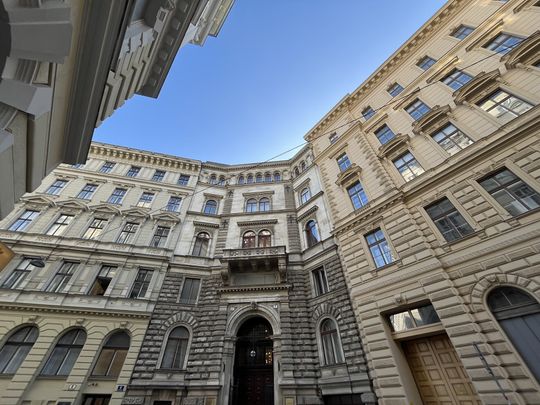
[365,228,393,268]
[137,192,154,208]
[478,90,533,123]
[152,170,166,182]
[1,258,37,289]
[312,268,329,296]
[389,304,440,332]
[83,218,107,239]
[129,268,153,298]
[374,124,395,145]
[179,278,201,304]
[166,196,182,212]
[151,226,170,248]
[99,161,115,173]
[89,265,117,296]
[347,181,368,210]
[362,106,376,120]
[46,261,78,293]
[388,83,404,97]
[45,180,68,196]
[177,174,190,186]
[425,198,474,242]
[452,25,474,40]
[107,188,127,204]
[417,56,436,70]
[116,222,139,244]
[126,166,141,177]
[393,152,424,181]
[329,133,339,144]
[431,124,473,155]
[479,168,540,216]
[46,214,73,236]
[336,153,351,172]
[9,210,40,232]
[484,33,524,54]
[405,99,430,120]
[441,69,473,90]
[76,183,98,200]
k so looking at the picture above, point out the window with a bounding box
[247,174,254,184]
[417,56,436,70]
[179,278,200,304]
[300,161,306,171]
[347,181,368,210]
[478,90,533,122]
[393,152,424,181]
[126,166,140,177]
[305,220,320,247]
[0,326,39,374]
[166,196,182,212]
[259,197,270,212]
[405,99,431,120]
[246,198,257,213]
[177,174,190,186]
[45,180,68,196]
[107,188,127,204]
[484,33,524,54]
[329,133,338,144]
[203,200,217,214]
[161,327,189,369]
[452,25,474,40]
[479,168,540,216]
[362,106,375,120]
[218,176,225,186]
[237,175,245,185]
[336,153,351,172]
[152,170,166,182]
[388,82,404,97]
[258,230,272,247]
[441,69,473,90]
[89,265,117,296]
[432,124,473,155]
[209,174,217,185]
[77,184,97,200]
[312,268,329,296]
[274,172,281,181]
[242,231,256,248]
[151,226,170,248]
[300,187,311,204]
[137,192,154,208]
[82,218,108,239]
[129,268,153,298]
[425,198,474,242]
[100,161,115,173]
[41,329,86,376]
[320,319,344,365]
[374,125,396,145]
[389,304,440,332]
[91,331,130,377]
[1,258,37,289]
[9,210,39,232]
[192,232,210,256]
[264,172,272,182]
[46,261,78,293]
[46,214,73,236]
[365,228,393,268]
[294,167,300,177]
[256,173,263,183]
[116,222,139,244]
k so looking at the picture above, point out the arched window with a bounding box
[300,187,311,204]
[209,174,217,185]
[41,328,86,376]
[192,232,210,256]
[92,331,130,378]
[242,231,256,248]
[264,172,272,182]
[259,197,270,212]
[320,319,344,365]
[161,326,189,369]
[203,200,217,214]
[488,287,540,381]
[294,167,300,177]
[218,176,226,185]
[255,173,263,183]
[300,161,306,171]
[246,198,258,213]
[247,174,254,184]
[0,326,38,374]
[238,176,245,185]
[274,172,281,182]
[305,220,320,247]
[258,230,272,247]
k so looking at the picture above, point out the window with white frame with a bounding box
[362,106,375,120]
[312,267,329,296]
[478,90,533,123]
[116,222,139,244]
[46,261,78,293]
[388,82,404,97]
[431,124,473,155]
[305,220,320,247]
[393,152,424,181]
[76,183,97,200]
[365,228,393,268]
[1,258,37,289]
[129,268,153,298]
[160,326,189,369]
[99,161,115,173]
[451,25,474,40]
[9,210,39,232]
[178,174,190,186]
[88,265,117,296]
[46,214,73,236]
[441,69,473,90]
[82,218,108,239]
[405,99,431,121]
[389,304,440,332]
[107,188,127,204]
[320,319,344,365]
[137,192,154,208]
[425,198,474,242]
[151,226,170,248]
[45,179,68,195]
[484,33,524,54]
[166,196,182,212]
[300,187,311,204]
[374,124,396,145]
[336,153,351,172]
[179,278,200,304]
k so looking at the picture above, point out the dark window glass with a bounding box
[441,69,473,90]
[305,220,320,247]
[484,33,524,54]
[151,226,170,248]
[41,329,86,376]
[91,331,130,377]
[152,170,166,182]
[77,184,97,200]
[393,152,424,181]
[300,188,311,204]
[179,278,200,304]
[129,269,153,299]
[432,124,473,155]
[177,175,190,186]
[126,166,140,177]
[203,200,217,214]
[365,228,393,268]
[389,304,440,332]
[1,258,37,289]
[312,268,329,296]
[88,266,117,296]
[99,162,115,173]
[192,232,210,256]
[255,173,263,183]
[258,230,272,247]
[374,125,395,145]
[329,133,339,144]
[405,99,431,120]
[9,210,39,232]
[161,327,189,369]
[362,106,375,120]
[46,180,68,195]
[166,196,182,212]
[46,261,78,293]
[347,181,368,210]
[273,172,281,181]
[320,319,343,365]
[0,326,39,374]
[242,231,256,248]
[264,173,272,182]
[209,174,217,185]
[237,176,245,185]
[425,198,474,242]
[247,175,254,184]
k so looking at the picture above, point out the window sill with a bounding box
[88,376,120,381]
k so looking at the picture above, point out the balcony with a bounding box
[220,246,287,286]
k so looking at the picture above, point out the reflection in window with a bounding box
[0,326,39,374]
[305,220,320,247]
[431,124,473,155]
[41,329,86,376]
[91,331,130,377]
[192,232,210,256]
[478,90,533,123]
[242,231,256,248]
[393,152,424,182]
[161,327,189,369]
[203,200,217,214]
[320,319,344,365]
[389,304,440,332]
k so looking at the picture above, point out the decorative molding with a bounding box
[236,219,278,227]
[453,70,501,105]
[363,113,388,134]
[412,105,453,135]
[297,205,318,222]
[465,19,504,52]
[218,284,291,294]
[335,164,362,187]
[425,56,460,84]
[377,134,411,159]
[193,221,220,229]
[502,30,540,69]
[242,190,275,198]
[392,88,421,111]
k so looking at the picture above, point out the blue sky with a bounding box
[94,0,447,164]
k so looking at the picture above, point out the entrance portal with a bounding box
[232,317,274,405]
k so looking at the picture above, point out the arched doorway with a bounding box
[231,317,274,405]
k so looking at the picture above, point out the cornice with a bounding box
[236,219,278,227]
[193,221,220,229]
[297,205,318,222]
[217,284,291,294]
[0,303,151,319]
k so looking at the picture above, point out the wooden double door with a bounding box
[403,334,481,405]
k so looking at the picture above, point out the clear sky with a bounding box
[94,0,447,164]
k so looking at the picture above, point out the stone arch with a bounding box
[226,303,281,337]
[161,311,198,331]
[312,302,342,324]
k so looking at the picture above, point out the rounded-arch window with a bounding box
[300,187,311,204]
[488,287,537,314]
[209,174,217,185]
[258,230,272,247]
[247,174,254,184]
[264,172,272,182]
[305,220,320,247]
[41,328,86,376]
[192,232,210,256]
[238,176,245,185]
[294,167,300,177]
[320,319,344,365]
[255,173,263,183]
[0,325,39,374]
[274,172,281,182]
[203,200,217,214]
[161,326,190,370]
[242,231,256,248]
[218,176,226,185]
[92,330,130,377]
[300,161,306,171]
[246,198,258,213]
[259,197,270,212]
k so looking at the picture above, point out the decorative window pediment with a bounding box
[20,195,56,208]
[465,19,504,52]
[335,163,362,187]
[193,221,219,229]
[377,134,410,159]
[426,56,459,84]
[122,207,150,219]
[152,212,181,224]
[453,70,501,105]
[364,113,389,134]
[412,105,452,134]
[55,199,89,212]
[392,89,420,111]
[502,30,540,69]
[89,203,121,216]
